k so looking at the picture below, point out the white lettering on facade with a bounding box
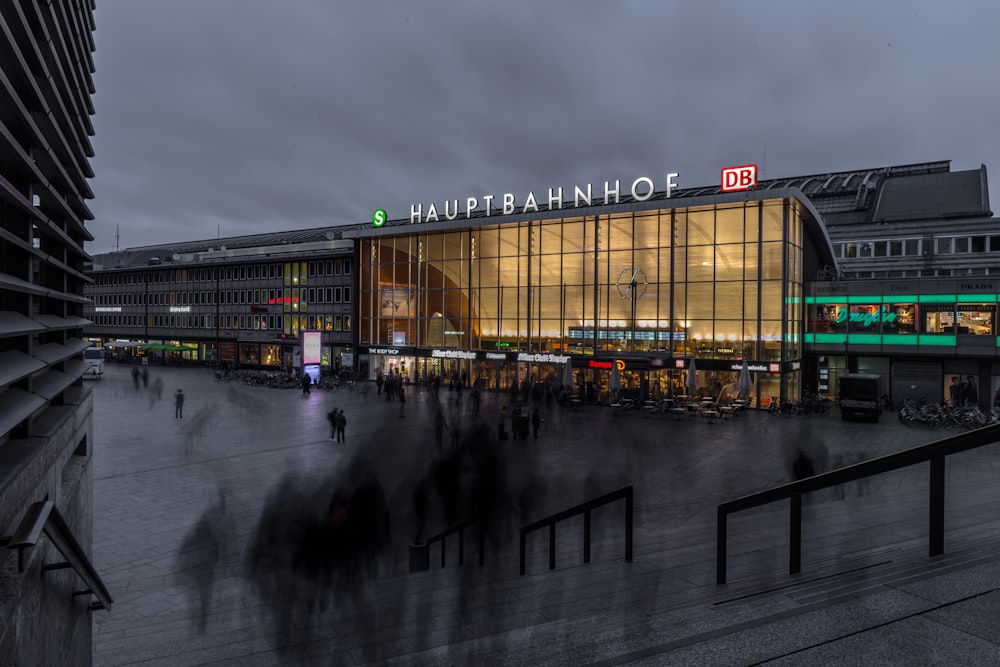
[523,191,538,213]
[517,352,570,363]
[631,176,654,201]
[547,187,563,211]
[444,200,459,221]
[407,173,681,223]
[503,193,515,215]
[604,180,620,204]
[431,349,477,359]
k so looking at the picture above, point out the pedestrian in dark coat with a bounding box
[531,408,542,438]
[175,389,185,418]
[398,387,406,417]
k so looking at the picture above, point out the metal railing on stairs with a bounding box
[520,485,633,575]
[408,517,484,573]
[716,422,1000,585]
[1,500,113,611]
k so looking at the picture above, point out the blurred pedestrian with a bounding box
[335,409,347,442]
[141,366,149,388]
[326,408,338,440]
[131,366,141,389]
[301,373,312,395]
[175,389,185,418]
[398,387,406,417]
[792,449,815,480]
[531,408,542,439]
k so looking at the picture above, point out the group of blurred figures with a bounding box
[174,418,540,657]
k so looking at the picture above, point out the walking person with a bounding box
[327,407,341,441]
[175,389,185,419]
[497,405,508,441]
[335,409,347,442]
[398,386,406,417]
[531,408,542,439]
[433,409,446,449]
[301,372,312,396]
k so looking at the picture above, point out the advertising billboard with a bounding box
[302,331,322,365]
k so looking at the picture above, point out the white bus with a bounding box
[83,347,105,379]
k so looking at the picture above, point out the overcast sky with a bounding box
[88,1,1000,253]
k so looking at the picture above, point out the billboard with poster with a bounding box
[302,331,322,365]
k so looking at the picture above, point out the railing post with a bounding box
[789,494,802,575]
[624,486,633,564]
[519,529,527,575]
[583,508,591,564]
[549,523,556,570]
[478,524,485,566]
[717,507,727,585]
[408,542,430,573]
[929,456,945,557]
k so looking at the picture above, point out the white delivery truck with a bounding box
[83,346,105,379]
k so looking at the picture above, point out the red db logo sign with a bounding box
[721,164,758,192]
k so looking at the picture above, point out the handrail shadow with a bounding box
[520,485,633,575]
[408,517,484,573]
[716,422,1000,584]
[1,500,113,611]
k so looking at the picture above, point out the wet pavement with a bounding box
[89,363,1000,665]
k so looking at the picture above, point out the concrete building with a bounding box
[86,228,359,372]
[0,2,105,665]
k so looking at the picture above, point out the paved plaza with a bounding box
[89,363,1000,665]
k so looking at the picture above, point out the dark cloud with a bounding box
[88,1,1000,252]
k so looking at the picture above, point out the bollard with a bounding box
[408,542,429,573]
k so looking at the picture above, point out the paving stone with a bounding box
[90,364,1000,664]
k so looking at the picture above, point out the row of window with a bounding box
[89,313,352,332]
[90,258,352,286]
[835,235,1000,259]
[90,287,353,307]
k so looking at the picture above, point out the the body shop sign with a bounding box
[302,331,322,365]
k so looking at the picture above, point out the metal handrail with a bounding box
[716,422,1000,584]
[409,517,484,573]
[520,485,633,575]
[1,500,113,611]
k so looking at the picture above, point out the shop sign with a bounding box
[367,347,400,355]
[431,349,477,360]
[728,361,770,372]
[769,363,780,373]
[169,306,191,313]
[518,352,570,364]
[95,306,122,312]
[837,306,896,327]
[342,353,354,366]
[408,173,680,224]
[485,352,507,360]
[589,360,613,370]
[495,341,511,348]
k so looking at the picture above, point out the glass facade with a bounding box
[357,196,814,403]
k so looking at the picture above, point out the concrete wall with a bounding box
[0,393,95,667]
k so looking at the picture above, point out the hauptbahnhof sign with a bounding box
[408,173,680,224]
